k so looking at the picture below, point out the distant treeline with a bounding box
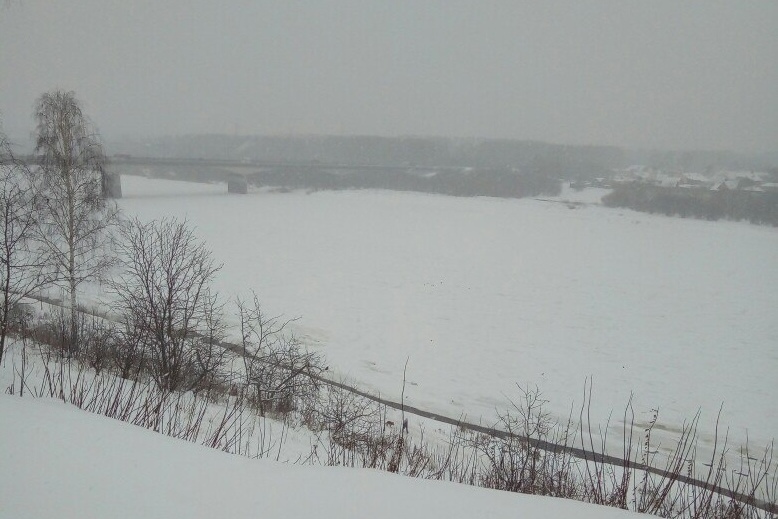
[103,133,778,187]
[626,148,778,174]
[248,166,562,198]
[603,184,778,226]
[121,158,562,198]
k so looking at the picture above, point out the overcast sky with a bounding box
[1,1,776,152]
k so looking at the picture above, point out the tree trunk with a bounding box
[67,173,78,355]
[0,260,10,364]
[69,276,78,354]
[0,304,8,365]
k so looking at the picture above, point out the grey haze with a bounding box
[1,1,776,152]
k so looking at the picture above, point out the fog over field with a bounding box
[2,2,777,153]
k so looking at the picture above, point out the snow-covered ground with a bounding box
[0,394,642,518]
[112,176,776,461]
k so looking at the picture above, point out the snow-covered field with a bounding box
[115,175,777,460]
[0,394,642,518]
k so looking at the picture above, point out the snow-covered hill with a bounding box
[0,394,641,519]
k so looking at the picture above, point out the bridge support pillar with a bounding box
[228,174,248,194]
[102,173,122,198]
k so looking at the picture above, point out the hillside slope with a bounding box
[0,394,640,519]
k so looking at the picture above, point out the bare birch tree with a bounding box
[0,134,52,363]
[33,90,118,352]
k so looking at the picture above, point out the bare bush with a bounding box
[0,134,52,363]
[236,292,324,416]
[305,385,475,479]
[109,319,150,380]
[110,217,227,392]
[75,316,120,375]
[5,329,775,517]
[474,385,581,498]
[5,342,283,459]
[314,385,386,452]
[300,383,403,469]
[23,308,114,373]
[577,380,634,508]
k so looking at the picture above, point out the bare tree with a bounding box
[110,217,226,392]
[237,293,324,416]
[0,134,52,363]
[33,90,118,352]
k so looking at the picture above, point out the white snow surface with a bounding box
[114,176,777,457]
[0,394,642,518]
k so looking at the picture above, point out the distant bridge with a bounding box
[13,155,562,200]
[108,155,466,174]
